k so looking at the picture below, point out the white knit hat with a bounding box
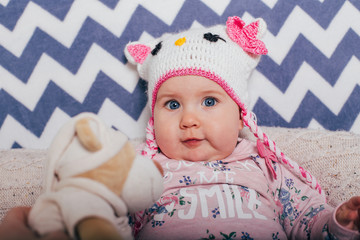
[125,16,267,112]
[124,16,323,196]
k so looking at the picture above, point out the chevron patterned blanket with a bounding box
[0,0,359,148]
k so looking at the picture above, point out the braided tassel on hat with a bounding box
[141,117,158,159]
[241,108,323,195]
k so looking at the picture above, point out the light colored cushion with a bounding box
[0,149,46,222]
[243,127,360,207]
[1,127,359,222]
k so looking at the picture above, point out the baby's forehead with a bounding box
[159,75,222,87]
[156,75,231,99]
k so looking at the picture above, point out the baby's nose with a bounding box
[180,111,200,129]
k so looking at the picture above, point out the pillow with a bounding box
[1,127,359,222]
[0,149,45,222]
[241,127,360,207]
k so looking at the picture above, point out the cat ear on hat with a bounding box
[255,18,267,39]
[124,42,152,65]
[226,16,268,55]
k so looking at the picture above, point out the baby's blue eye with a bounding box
[166,100,180,110]
[202,97,217,107]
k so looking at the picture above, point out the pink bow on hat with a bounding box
[257,139,279,179]
[227,16,268,55]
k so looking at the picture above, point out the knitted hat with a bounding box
[124,16,323,196]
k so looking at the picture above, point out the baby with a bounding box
[125,16,360,239]
[1,16,358,240]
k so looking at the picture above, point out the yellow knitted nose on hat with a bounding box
[175,37,186,46]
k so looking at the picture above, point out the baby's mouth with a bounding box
[182,138,203,148]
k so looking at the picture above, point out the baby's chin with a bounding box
[164,150,231,162]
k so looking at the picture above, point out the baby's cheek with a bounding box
[155,133,176,156]
[215,127,238,151]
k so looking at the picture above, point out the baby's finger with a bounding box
[346,196,360,210]
[4,206,31,223]
[336,203,357,227]
[336,197,360,230]
[358,208,360,230]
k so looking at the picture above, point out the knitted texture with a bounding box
[142,117,157,159]
[1,128,359,223]
[240,127,360,206]
[0,149,46,223]
[124,16,322,195]
[124,16,267,111]
[226,16,268,55]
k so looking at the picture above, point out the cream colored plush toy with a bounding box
[28,112,164,240]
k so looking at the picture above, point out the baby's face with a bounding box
[153,75,243,162]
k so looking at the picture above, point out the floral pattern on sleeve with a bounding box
[273,177,309,229]
[322,224,339,240]
[299,204,326,239]
[199,229,281,240]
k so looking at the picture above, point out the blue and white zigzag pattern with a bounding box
[0,0,359,148]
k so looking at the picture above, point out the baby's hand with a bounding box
[0,207,70,240]
[336,196,360,231]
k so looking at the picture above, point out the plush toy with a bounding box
[28,112,164,240]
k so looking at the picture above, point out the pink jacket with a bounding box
[132,139,359,239]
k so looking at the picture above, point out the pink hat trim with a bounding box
[151,68,246,115]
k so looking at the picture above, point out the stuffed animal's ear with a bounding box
[124,42,152,65]
[75,117,102,152]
